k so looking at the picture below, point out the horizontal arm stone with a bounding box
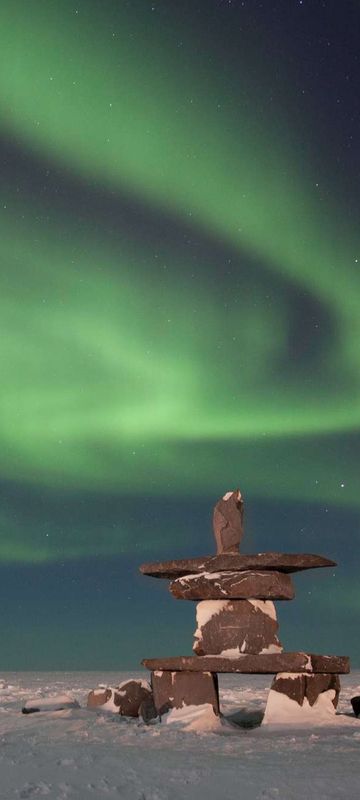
[142,653,350,674]
[140,553,336,578]
[169,570,295,600]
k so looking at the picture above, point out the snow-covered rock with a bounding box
[151,670,220,716]
[193,598,282,656]
[265,671,340,718]
[263,687,338,724]
[87,679,152,717]
[170,570,295,600]
[22,694,80,714]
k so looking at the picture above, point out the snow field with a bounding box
[0,671,359,799]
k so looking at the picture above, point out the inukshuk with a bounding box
[140,490,350,723]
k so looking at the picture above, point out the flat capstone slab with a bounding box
[170,570,295,600]
[142,652,350,674]
[140,552,336,578]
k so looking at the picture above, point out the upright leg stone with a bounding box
[151,670,219,716]
[193,599,282,656]
[263,672,340,723]
[305,674,340,708]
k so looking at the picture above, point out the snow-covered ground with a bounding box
[0,670,360,799]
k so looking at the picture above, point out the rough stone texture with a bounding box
[305,674,340,708]
[142,653,350,674]
[116,679,152,717]
[271,673,306,705]
[170,570,295,601]
[351,696,360,717]
[139,695,158,723]
[140,552,337,579]
[87,688,112,708]
[271,672,340,708]
[151,670,219,715]
[193,599,282,656]
[213,489,244,554]
[87,680,152,717]
[309,654,349,673]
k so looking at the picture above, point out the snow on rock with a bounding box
[178,572,222,584]
[259,643,283,654]
[263,688,337,725]
[273,672,302,681]
[87,679,152,716]
[249,599,277,620]
[194,600,229,647]
[219,648,243,657]
[196,600,229,629]
[194,598,282,656]
[152,670,220,716]
[222,490,236,501]
[304,654,313,670]
[96,688,122,714]
[171,571,295,602]
[22,694,80,714]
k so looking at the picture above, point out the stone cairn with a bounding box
[140,490,350,723]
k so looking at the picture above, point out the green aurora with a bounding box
[0,1,359,564]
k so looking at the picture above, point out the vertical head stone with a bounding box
[213,489,244,554]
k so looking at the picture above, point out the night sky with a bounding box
[1,0,359,669]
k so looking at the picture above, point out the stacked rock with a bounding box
[87,679,155,718]
[140,490,350,723]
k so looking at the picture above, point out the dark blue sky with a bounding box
[0,0,359,668]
